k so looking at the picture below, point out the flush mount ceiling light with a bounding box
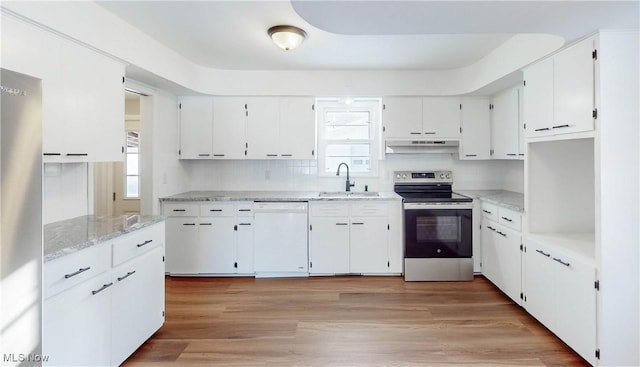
[268,25,307,51]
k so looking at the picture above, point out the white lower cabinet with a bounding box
[43,222,165,367]
[524,237,596,365]
[309,201,401,275]
[164,201,254,275]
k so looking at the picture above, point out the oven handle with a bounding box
[403,203,474,210]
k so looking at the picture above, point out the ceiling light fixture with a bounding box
[268,25,307,51]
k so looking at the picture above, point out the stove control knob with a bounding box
[446,173,451,179]
[402,173,407,179]
[440,173,445,179]
[396,174,401,180]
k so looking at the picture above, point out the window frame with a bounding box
[124,129,140,199]
[316,98,382,177]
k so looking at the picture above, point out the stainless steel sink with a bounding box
[318,191,379,198]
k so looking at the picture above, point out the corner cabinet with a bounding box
[308,200,403,275]
[524,36,597,139]
[43,222,165,367]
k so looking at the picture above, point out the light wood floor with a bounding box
[123,276,588,367]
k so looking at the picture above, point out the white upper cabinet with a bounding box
[212,97,247,159]
[422,97,461,138]
[459,97,491,160]
[246,97,280,158]
[382,97,460,139]
[43,38,125,162]
[279,97,316,159]
[491,86,521,159]
[179,97,214,159]
[382,97,423,138]
[524,36,596,139]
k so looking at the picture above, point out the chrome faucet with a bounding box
[336,162,355,192]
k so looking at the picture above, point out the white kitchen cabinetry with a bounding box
[481,202,523,305]
[459,97,491,160]
[523,235,596,365]
[164,201,255,275]
[382,97,460,139]
[524,36,596,139]
[246,97,281,159]
[179,97,214,159]
[43,39,125,162]
[382,97,423,138]
[491,86,522,159]
[309,200,402,275]
[212,97,247,159]
[43,222,165,367]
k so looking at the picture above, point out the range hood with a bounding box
[385,139,459,154]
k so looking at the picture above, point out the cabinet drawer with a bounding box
[350,202,387,217]
[112,223,165,267]
[236,202,254,216]
[310,203,349,217]
[480,202,499,221]
[164,203,198,217]
[44,243,111,299]
[498,207,522,231]
[200,203,234,217]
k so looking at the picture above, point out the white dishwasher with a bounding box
[253,202,309,277]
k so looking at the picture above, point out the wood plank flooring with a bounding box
[123,276,588,367]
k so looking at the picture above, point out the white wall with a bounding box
[502,160,525,193]
[43,163,88,224]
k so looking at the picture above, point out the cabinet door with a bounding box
[235,217,254,274]
[481,221,499,284]
[491,87,520,159]
[309,217,350,274]
[279,97,316,159]
[246,97,280,158]
[524,58,554,137]
[199,217,236,273]
[553,253,596,365]
[165,217,199,274]
[460,97,491,160]
[518,87,526,157]
[111,247,165,366]
[382,97,423,138]
[179,97,213,159]
[350,216,389,273]
[386,201,404,274]
[523,241,555,328]
[422,97,461,138]
[494,225,522,304]
[43,272,112,367]
[212,97,246,159]
[553,38,595,136]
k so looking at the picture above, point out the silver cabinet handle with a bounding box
[136,239,153,248]
[65,267,91,279]
[553,257,570,267]
[91,282,113,295]
[535,249,551,257]
[117,271,136,282]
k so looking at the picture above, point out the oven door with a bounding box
[404,203,472,258]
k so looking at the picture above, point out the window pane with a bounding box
[126,176,139,198]
[325,111,370,126]
[325,125,369,140]
[126,153,139,175]
[127,131,139,153]
[325,157,371,173]
[325,144,370,157]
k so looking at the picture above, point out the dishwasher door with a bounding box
[253,202,309,277]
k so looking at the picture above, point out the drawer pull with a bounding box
[552,124,570,129]
[501,217,513,222]
[213,154,225,157]
[410,132,421,135]
[335,223,349,226]
[553,257,570,267]
[238,223,252,226]
[536,249,551,257]
[66,153,88,156]
[210,209,223,212]
[200,223,212,226]
[183,223,196,226]
[172,209,186,212]
[281,154,293,157]
[465,154,477,157]
[136,239,153,248]
[238,209,251,212]
[91,282,113,295]
[496,231,507,237]
[486,226,496,231]
[117,271,136,282]
[43,153,61,156]
[534,127,550,132]
[64,267,91,279]
[352,222,365,225]
[266,154,278,157]
[482,209,492,214]
[198,153,211,157]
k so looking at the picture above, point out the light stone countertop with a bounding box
[160,190,403,202]
[44,214,165,262]
[456,189,525,212]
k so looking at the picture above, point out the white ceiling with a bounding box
[97,1,638,71]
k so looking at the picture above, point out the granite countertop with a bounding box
[456,189,525,212]
[160,190,403,202]
[44,214,165,262]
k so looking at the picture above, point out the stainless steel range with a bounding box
[394,171,474,281]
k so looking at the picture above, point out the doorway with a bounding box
[94,91,142,216]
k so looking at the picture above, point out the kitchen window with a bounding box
[125,130,140,198]
[316,98,381,176]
